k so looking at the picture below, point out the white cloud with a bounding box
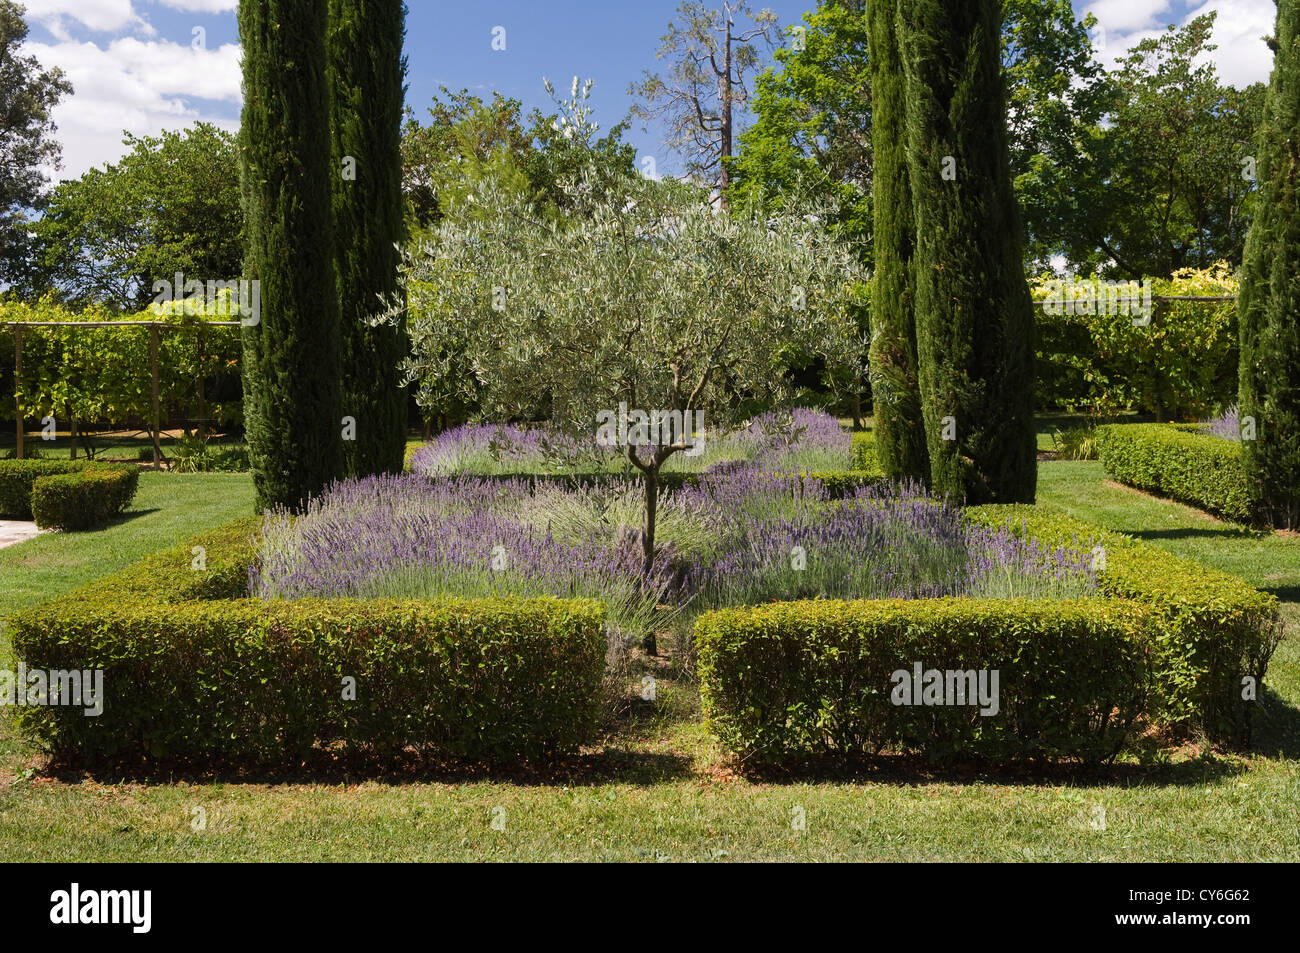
[20,0,148,37]
[156,0,238,10]
[1186,0,1275,87]
[1086,0,1276,87]
[1083,0,1177,35]
[25,37,241,179]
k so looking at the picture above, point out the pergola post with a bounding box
[13,325,23,460]
[150,324,161,469]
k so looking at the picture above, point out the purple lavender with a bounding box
[1201,406,1241,442]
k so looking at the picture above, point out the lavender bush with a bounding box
[409,408,858,479]
[253,467,1097,647]
[1202,405,1241,441]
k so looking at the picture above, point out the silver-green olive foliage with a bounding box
[398,170,866,472]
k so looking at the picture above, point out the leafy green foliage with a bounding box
[1096,423,1255,523]
[398,159,865,571]
[329,0,409,478]
[1238,0,1300,530]
[0,296,243,431]
[1032,266,1239,419]
[698,597,1153,764]
[238,0,343,512]
[29,464,138,531]
[10,521,606,767]
[18,124,243,310]
[1059,14,1263,277]
[867,0,927,484]
[0,0,72,288]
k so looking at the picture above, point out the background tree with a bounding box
[630,1,777,204]
[18,124,242,309]
[866,0,926,483]
[329,0,409,477]
[238,0,342,511]
[1062,14,1264,277]
[0,0,72,288]
[903,0,1037,503]
[1238,0,1300,529]
[729,0,1106,271]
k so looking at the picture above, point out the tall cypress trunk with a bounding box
[900,0,1037,504]
[328,0,410,478]
[238,0,342,512]
[1239,0,1300,529]
[867,0,929,483]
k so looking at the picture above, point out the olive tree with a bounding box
[396,166,865,578]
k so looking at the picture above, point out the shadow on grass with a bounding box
[1262,585,1300,604]
[1127,527,1266,543]
[722,749,1247,788]
[37,746,696,788]
[1250,685,1300,760]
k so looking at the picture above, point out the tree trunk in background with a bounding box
[901,0,1037,504]
[329,0,410,478]
[238,0,343,512]
[1238,0,1300,529]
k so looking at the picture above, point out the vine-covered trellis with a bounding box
[4,319,242,467]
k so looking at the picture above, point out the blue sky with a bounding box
[17,0,1276,180]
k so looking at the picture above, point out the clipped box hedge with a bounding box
[0,459,85,519]
[1096,423,1255,522]
[698,598,1155,764]
[9,521,607,767]
[968,506,1282,741]
[31,465,139,531]
[0,459,139,529]
[697,507,1282,764]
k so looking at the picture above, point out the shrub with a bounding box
[1096,423,1255,522]
[0,459,84,518]
[967,506,1283,742]
[29,465,139,531]
[9,522,608,767]
[697,598,1154,765]
[850,430,880,472]
[1051,426,1099,461]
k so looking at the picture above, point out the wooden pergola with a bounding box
[5,319,242,467]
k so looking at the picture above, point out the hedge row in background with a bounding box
[697,507,1282,764]
[0,459,84,518]
[9,522,607,766]
[1096,423,1255,522]
[698,598,1153,764]
[969,506,1281,741]
[30,465,138,531]
[0,459,139,529]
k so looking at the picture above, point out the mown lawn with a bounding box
[1,461,1297,862]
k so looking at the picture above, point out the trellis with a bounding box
[5,319,242,467]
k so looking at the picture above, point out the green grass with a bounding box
[0,462,1297,861]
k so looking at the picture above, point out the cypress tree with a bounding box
[328,0,410,477]
[238,0,343,512]
[867,0,929,482]
[900,0,1037,503]
[1238,0,1300,529]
